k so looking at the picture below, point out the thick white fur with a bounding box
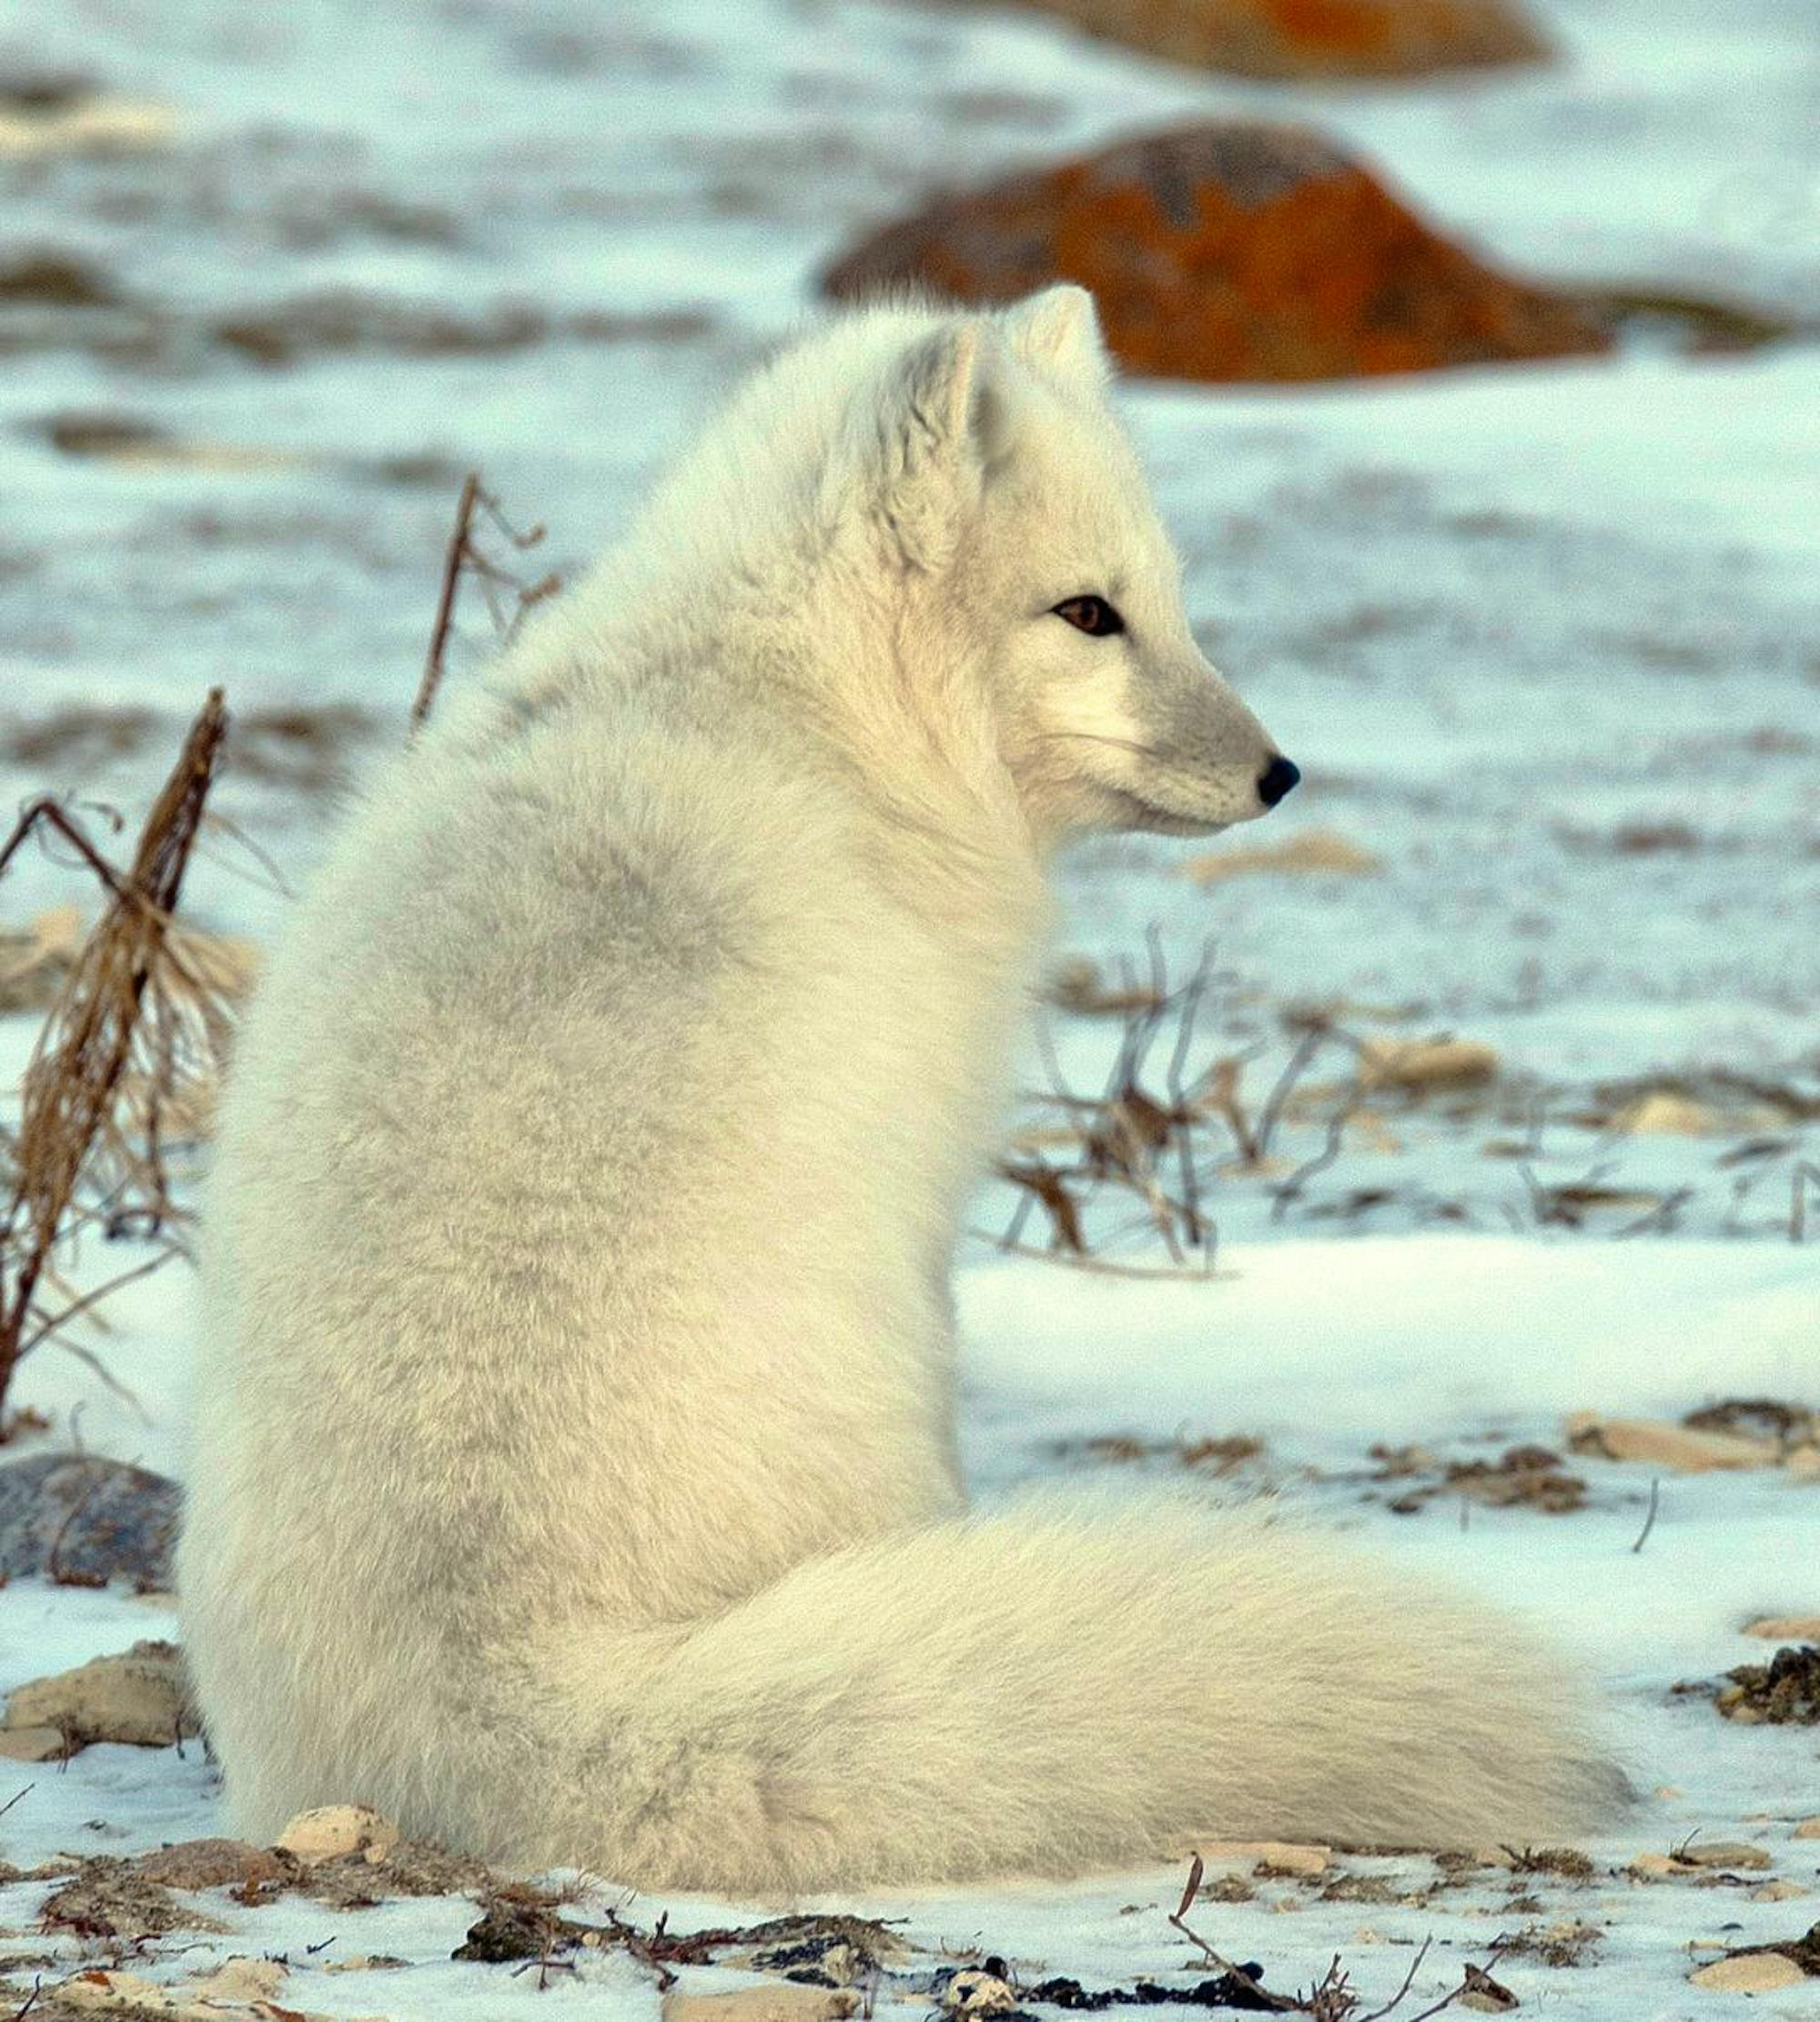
[179,290,1621,1891]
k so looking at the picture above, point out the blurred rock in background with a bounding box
[970,0,1552,79]
[824,123,1611,380]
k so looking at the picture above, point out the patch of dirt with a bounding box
[40,1858,227,1939]
[209,293,717,366]
[1684,1398,1815,1453]
[1056,1432,1264,1475]
[1,703,159,771]
[40,413,173,459]
[0,253,120,307]
[1372,1441,1587,1514]
[1505,1845,1595,1879]
[452,1903,906,1984]
[1492,1918,1602,1966]
[1760,1924,1820,1977]
[1010,1972,1279,2012]
[1316,1873,1401,1905]
[1558,818,1706,856]
[229,703,381,794]
[3,285,719,368]
[134,1837,290,1893]
[1715,1645,1820,1725]
[308,1835,495,1905]
[453,1889,583,1963]
[0,74,96,114]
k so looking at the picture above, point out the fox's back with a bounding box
[181,690,976,1675]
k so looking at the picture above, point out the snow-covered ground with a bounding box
[2,0,1816,2013]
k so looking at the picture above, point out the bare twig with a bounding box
[1168,1855,1299,2012]
[602,1906,682,1992]
[976,1234,1223,1281]
[1270,1097,1360,1223]
[1253,1019,1330,1162]
[1631,1475,1661,1554]
[413,473,480,733]
[20,1252,174,1358]
[411,472,557,733]
[1355,1937,1431,2020]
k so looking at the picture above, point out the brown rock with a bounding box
[1182,827,1380,884]
[822,124,1610,384]
[1678,1841,1773,1872]
[1795,1818,1820,1840]
[662,1991,858,2022]
[1360,1036,1499,1090]
[1197,1838,1331,1875]
[1564,1415,1779,1472]
[4,1639,194,1749]
[945,1972,1019,2015]
[996,0,1552,78]
[1612,1091,1720,1136]
[0,1451,182,1587]
[1744,1617,1820,1641]
[191,1957,288,2003]
[276,1804,401,1865]
[1688,1951,1806,1992]
[1754,1881,1809,1902]
[0,1723,66,1761]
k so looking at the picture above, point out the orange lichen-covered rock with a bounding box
[822,124,1611,383]
[994,0,1552,80]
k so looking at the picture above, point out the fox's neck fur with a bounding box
[478,348,1059,1140]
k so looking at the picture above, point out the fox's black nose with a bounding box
[1258,754,1300,808]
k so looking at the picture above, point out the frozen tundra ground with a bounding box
[2,0,1818,2011]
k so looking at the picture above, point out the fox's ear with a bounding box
[1000,285,1108,392]
[865,320,1007,571]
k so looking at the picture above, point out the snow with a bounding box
[3,0,1818,2011]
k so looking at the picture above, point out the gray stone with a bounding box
[0,1451,180,1587]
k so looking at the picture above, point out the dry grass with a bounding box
[1169,1855,1502,2019]
[0,693,234,1420]
[994,941,1367,1272]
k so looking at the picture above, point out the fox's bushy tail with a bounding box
[459,1494,1622,1892]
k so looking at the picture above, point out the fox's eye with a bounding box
[1052,595,1125,637]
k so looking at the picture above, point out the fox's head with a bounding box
[612,288,1294,853]
[816,287,1297,847]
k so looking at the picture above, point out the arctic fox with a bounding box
[180,288,1619,1892]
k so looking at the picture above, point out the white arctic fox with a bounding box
[180,288,1619,1892]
